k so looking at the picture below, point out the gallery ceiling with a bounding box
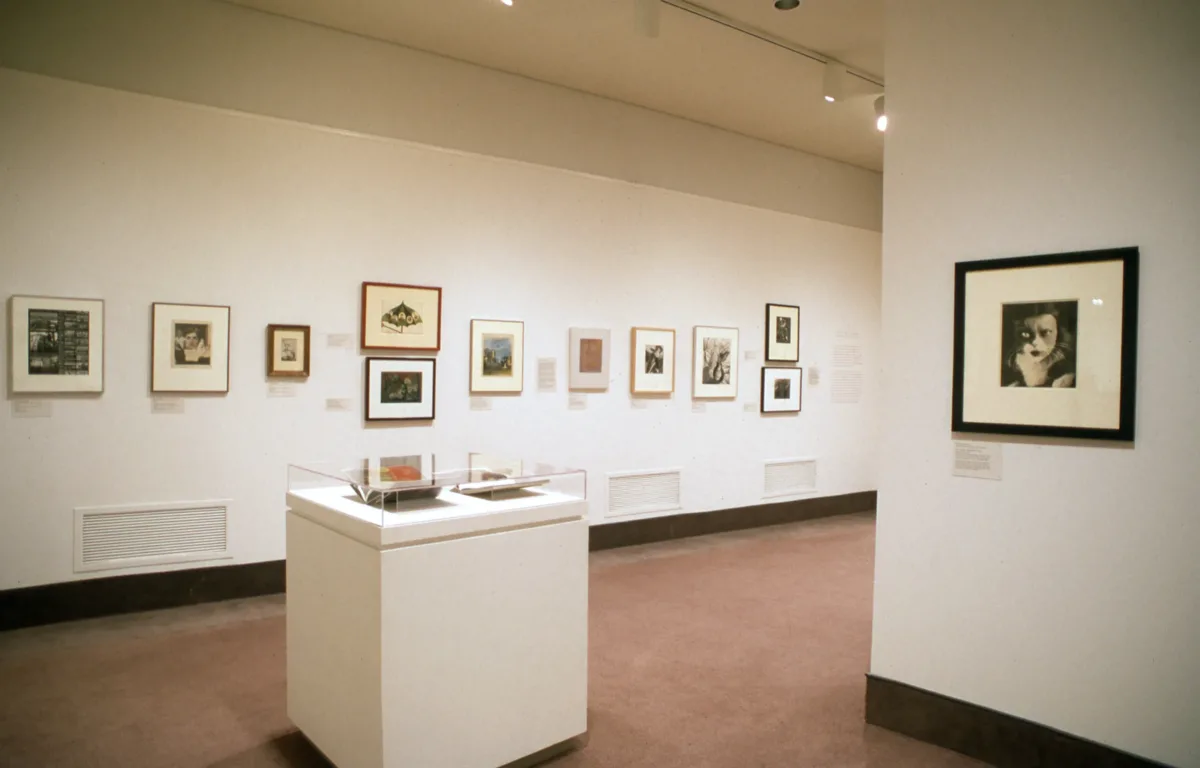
[224,0,886,172]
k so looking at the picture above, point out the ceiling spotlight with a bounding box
[635,0,661,37]
[874,95,887,132]
[774,0,801,9]
[501,0,513,5]
[823,61,846,103]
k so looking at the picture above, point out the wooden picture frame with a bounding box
[629,327,676,395]
[151,302,231,394]
[952,246,1139,441]
[364,357,436,421]
[469,319,524,394]
[266,324,311,378]
[761,367,802,413]
[9,295,105,394]
[360,282,442,352]
[764,303,800,363]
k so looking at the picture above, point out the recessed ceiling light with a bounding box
[501,0,513,5]
[774,0,801,9]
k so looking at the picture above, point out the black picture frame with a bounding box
[764,303,801,363]
[952,246,1138,441]
[364,357,437,422]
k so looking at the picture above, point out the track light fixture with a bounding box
[874,95,887,132]
[823,61,846,103]
[774,0,801,9]
[635,0,661,37]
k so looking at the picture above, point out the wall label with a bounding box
[568,393,587,411]
[325,397,353,412]
[470,397,492,412]
[326,333,353,349]
[537,358,557,393]
[692,401,707,414]
[953,441,1003,481]
[152,397,185,414]
[12,399,52,418]
[268,382,297,398]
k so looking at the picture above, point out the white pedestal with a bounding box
[286,486,588,768]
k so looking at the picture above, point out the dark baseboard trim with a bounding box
[1,492,876,632]
[865,674,1172,768]
[0,559,285,633]
[588,490,876,551]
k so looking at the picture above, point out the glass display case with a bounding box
[287,452,587,529]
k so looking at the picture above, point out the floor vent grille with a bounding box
[607,469,682,519]
[764,458,817,498]
[74,500,232,573]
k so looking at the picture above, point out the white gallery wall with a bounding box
[0,68,881,591]
[873,1,1200,765]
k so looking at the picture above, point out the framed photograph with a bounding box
[9,295,104,394]
[765,303,800,363]
[151,303,230,393]
[761,367,802,413]
[470,319,524,394]
[629,327,676,395]
[568,328,611,390]
[361,282,442,351]
[953,247,1138,441]
[692,326,739,399]
[266,324,310,378]
[365,357,436,421]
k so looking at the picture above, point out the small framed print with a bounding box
[470,319,524,394]
[365,357,436,421]
[765,303,800,363]
[9,295,104,394]
[568,328,610,391]
[361,282,442,352]
[266,324,310,378]
[151,303,230,393]
[953,246,1139,441]
[630,327,675,395]
[692,326,739,399]
[761,367,802,413]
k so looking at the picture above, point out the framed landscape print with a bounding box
[953,247,1138,441]
[630,327,675,395]
[361,282,442,351]
[470,319,524,394]
[692,326,739,398]
[568,327,610,390]
[9,295,104,394]
[765,303,800,363]
[365,357,436,421]
[266,324,310,378]
[151,303,230,393]
[761,367,802,413]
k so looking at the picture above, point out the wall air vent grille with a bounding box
[764,458,817,498]
[74,501,232,573]
[606,468,682,518]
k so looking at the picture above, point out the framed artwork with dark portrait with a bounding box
[761,367,802,414]
[266,324,310,378]
[952,247,1138,441]
[151,302,230,393]
[365,357,436,421]
[765,303,800,363]
[630,327,675,396]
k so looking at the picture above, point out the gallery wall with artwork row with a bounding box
[9,290,804,418]
[0,72,881,591]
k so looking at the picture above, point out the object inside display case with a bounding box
[288,453,585,519]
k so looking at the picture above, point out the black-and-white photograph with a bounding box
[1000,300,1077,388]
[701,338,732,385]
[381,371,423,403]
[774,378,791,399]
[28,309,90,376]
[280,338,298,362]
[776,316,791,344]
[645,344,665,374]
[172,322,213,367]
